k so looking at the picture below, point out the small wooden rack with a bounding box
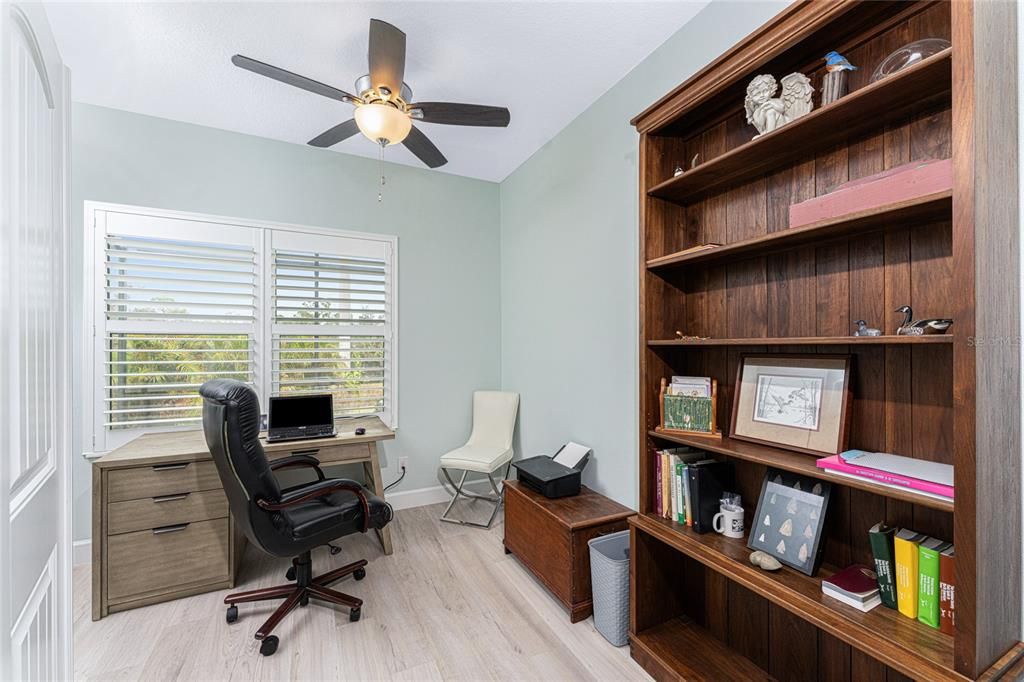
[655,377,721,439]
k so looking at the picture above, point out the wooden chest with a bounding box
[503,481,634,623]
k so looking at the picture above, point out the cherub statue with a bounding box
[744,73,815,138]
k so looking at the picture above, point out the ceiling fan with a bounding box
[232,18,511,169]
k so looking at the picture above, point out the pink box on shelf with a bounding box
[789,158,953,228]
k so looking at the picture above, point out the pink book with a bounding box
[816,455,954,500]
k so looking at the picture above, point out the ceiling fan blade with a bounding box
[411,102,511,127]
[308,119,360,148]
[402,125,447,168]
[232,54,357,104]
[367,19,406,96]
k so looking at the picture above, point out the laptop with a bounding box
[266,394,336,442]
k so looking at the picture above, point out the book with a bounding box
[813,466,953,504]
[939,546,955,635]
[675,462,685,524]
[868,522,898,609]
[669,376,712,398]
[839,450,953,487]
[686,460,734,534]
[894,529,927,618]
[822,564,882,612]
[817,454,953,500]
[918,537,951,628]
[655,454,663,519]
[661,452,671,519]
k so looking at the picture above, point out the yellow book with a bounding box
[894,529,927,618]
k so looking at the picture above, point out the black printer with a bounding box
[513,442,592,498]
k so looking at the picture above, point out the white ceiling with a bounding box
[43,1,708,182]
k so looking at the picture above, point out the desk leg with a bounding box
[364,441,394,555]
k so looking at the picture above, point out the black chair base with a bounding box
[224,551,367,655]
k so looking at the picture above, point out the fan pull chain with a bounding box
[377,141,386,203]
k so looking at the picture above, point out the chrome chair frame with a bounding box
[439,461,512,528]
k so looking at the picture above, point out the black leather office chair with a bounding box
[199,379,392,657]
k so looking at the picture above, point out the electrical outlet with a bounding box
[398,456,409,471]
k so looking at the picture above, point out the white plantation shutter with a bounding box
[93,212,261,448]
[88,205,397,453]
[270,231,393,419]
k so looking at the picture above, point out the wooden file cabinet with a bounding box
[92,455,239,620]
[503,481,634,623]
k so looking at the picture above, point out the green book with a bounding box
[868,522,898,609]
[918,537,951,628]
[675,462,686,524]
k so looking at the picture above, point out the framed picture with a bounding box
[731,354,852,456]
[748,468,832,576]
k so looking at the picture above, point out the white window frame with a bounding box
[83,201,399,456]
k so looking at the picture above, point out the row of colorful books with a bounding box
[869,522,954,633]
[816,449,953,503]
[654,448,733,534]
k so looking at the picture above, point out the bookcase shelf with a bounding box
[648,334,952,347]
[646,189,952,271]
[646,48,951,205]
[632,514,959,681]
[630,617,771,681]
[633,1,1020,679]
[648,430,954,512]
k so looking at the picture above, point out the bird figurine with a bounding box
[824,51,858,72]
[895,306,953,335]
[853,320,881,337]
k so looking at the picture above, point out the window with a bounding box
[86,204,397,453]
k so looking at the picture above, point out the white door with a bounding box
[0,3,71,680]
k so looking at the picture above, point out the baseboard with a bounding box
[386,480,489,511]
[73,539,91,566]
[71,480,487,564]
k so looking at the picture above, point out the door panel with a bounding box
[1,3,70,680]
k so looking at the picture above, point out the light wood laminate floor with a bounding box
[74,501,650,681]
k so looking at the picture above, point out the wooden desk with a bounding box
[92,417,395,620]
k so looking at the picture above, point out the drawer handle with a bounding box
[152,463,189,472]
[152,523,190,535]
[291,448,320,456]
[152,493,190,503]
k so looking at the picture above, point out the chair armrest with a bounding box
[269,454,325,480]
[256,479,370,532]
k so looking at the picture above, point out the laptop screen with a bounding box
[269,394,333,430]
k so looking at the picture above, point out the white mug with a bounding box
[713,506,745,539]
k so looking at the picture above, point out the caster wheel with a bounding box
[300,594,309,607]
[259,636,279,657]
[353,567,366,581]
[226,605,238,624]
[328,544,342,556]
[286,566,296,581]
[349,607,361,622]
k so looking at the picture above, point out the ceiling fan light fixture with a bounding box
[354,103,411,145]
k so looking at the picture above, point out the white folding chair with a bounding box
[439,391,520,528]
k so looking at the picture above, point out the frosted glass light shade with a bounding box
[354,103,411,145]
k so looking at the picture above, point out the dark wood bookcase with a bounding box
[630,2,1021,680]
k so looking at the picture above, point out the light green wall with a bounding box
[72,1,793,541]
[498,1,789,507]
[71,103,501,541]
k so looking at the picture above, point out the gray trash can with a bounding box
[588,529,630,646]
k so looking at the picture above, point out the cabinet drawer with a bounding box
[108,489,228,535]
[107,518,229,602]
[107,460,220,502]
[267,442,370,465]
